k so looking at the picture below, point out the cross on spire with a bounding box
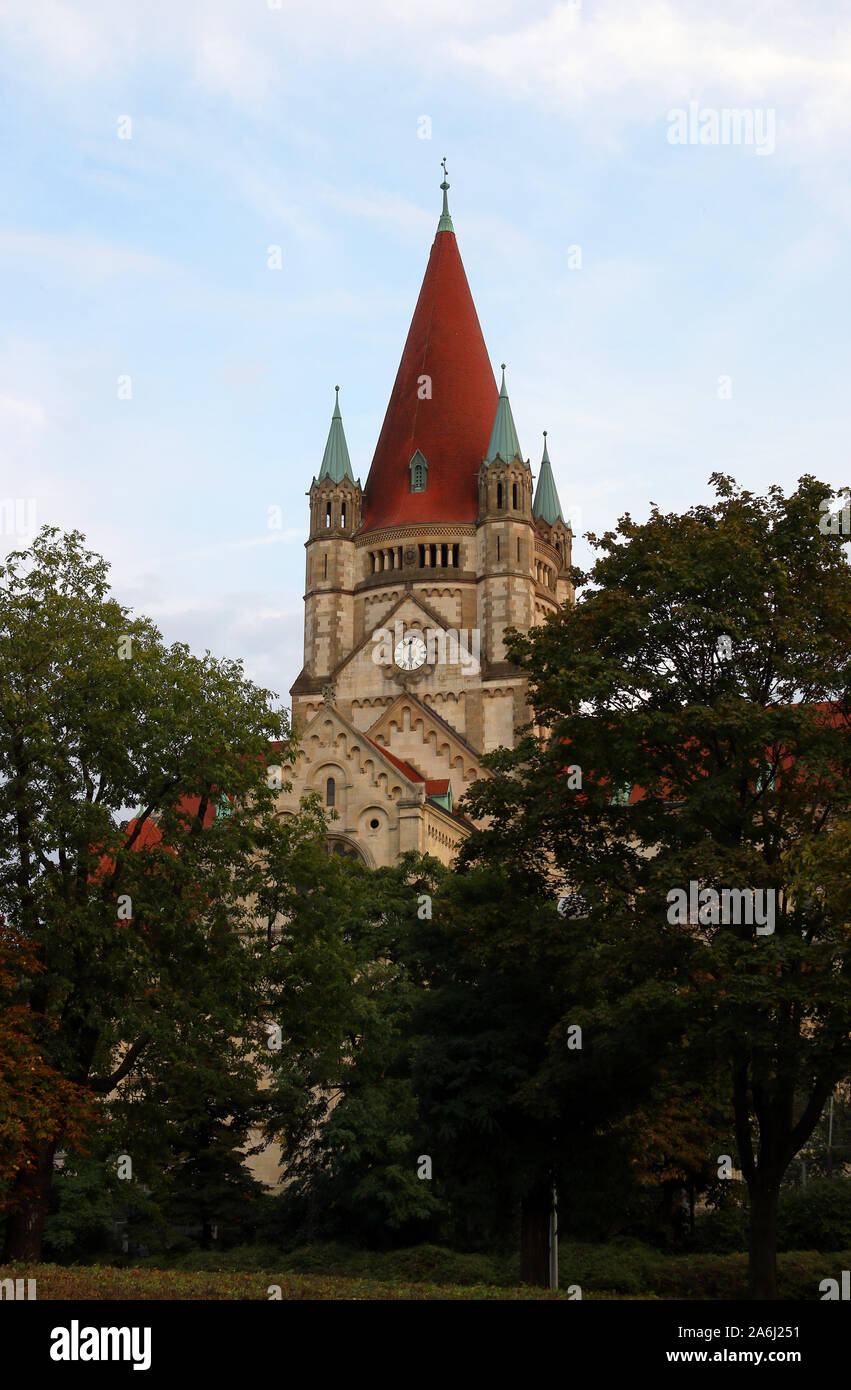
[438,157,454,233]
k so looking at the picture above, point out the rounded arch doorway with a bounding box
[325,835,373,867]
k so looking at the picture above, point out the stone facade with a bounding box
[280,181,574,868]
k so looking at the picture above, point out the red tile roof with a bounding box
[359,227,498,533]
[363,735,424,782]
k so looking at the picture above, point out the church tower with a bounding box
[302,388,362,682]
[476,366,535,665]
[532,432,574,612]
[284,167,573,867]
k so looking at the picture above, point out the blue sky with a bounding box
[2,0,850,708]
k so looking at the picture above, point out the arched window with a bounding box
[512,482,518,509]
[409,450,428,492]
[326,501,332,528]
[326,777,336,807]
[341,500,347,528]
[497,482,503,509]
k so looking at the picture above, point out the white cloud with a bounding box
[4,0,851,162]
[0,229,170,281]
[0,393,46,436]
[449,2,851,156]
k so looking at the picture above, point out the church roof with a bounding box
[532,432,565,525]
[363,735,424,782]
[485,366,523,465]
[359,172,498,533]
[317,385,357,485]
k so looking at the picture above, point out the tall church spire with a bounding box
[532,431,565,524]
[317,385,356,484]
[360,168,497,533]
[437,156,454,233]
[485,365,523,464]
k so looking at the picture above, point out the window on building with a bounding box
[326,777,336,807]
[341,501,346,528]
[755,764,777,794]
[497,536,501,561]
[497,482,503,509]
[512,482,518,509]
[323,554,327,579]
[326,501,332,528]
[409,450,429,492]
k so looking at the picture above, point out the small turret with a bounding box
[478,366,533,520]
[476,366,534,662]
[532,430,563,525]
[533,432,573,606]
[308,386,362,539]
[301,388,362,682]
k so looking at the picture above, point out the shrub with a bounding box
[693,1178,851,1254]
[777,1180,851,1253]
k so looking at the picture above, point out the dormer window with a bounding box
[409,450,428,492]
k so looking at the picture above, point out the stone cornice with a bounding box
[356,523,477,546]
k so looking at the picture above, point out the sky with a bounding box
[2,0,850,709]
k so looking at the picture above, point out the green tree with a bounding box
[0,527,292,1258]
[263,851,446,1243]
[462,474,851,1298]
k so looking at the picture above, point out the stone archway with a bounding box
[325,835,373,867]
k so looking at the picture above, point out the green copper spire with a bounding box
[532,430,565,525]
[317,385,356,484]
[485,364,523,465]
[437,157,454,233]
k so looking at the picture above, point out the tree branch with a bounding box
[88,1031,152,1093]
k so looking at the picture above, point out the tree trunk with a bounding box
[748,1178,780,1300]
[520,1182,551,1286]
[3,1141,56,1262]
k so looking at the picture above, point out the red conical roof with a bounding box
[360,226,497,533]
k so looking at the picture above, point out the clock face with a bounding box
[394,634,427,671]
